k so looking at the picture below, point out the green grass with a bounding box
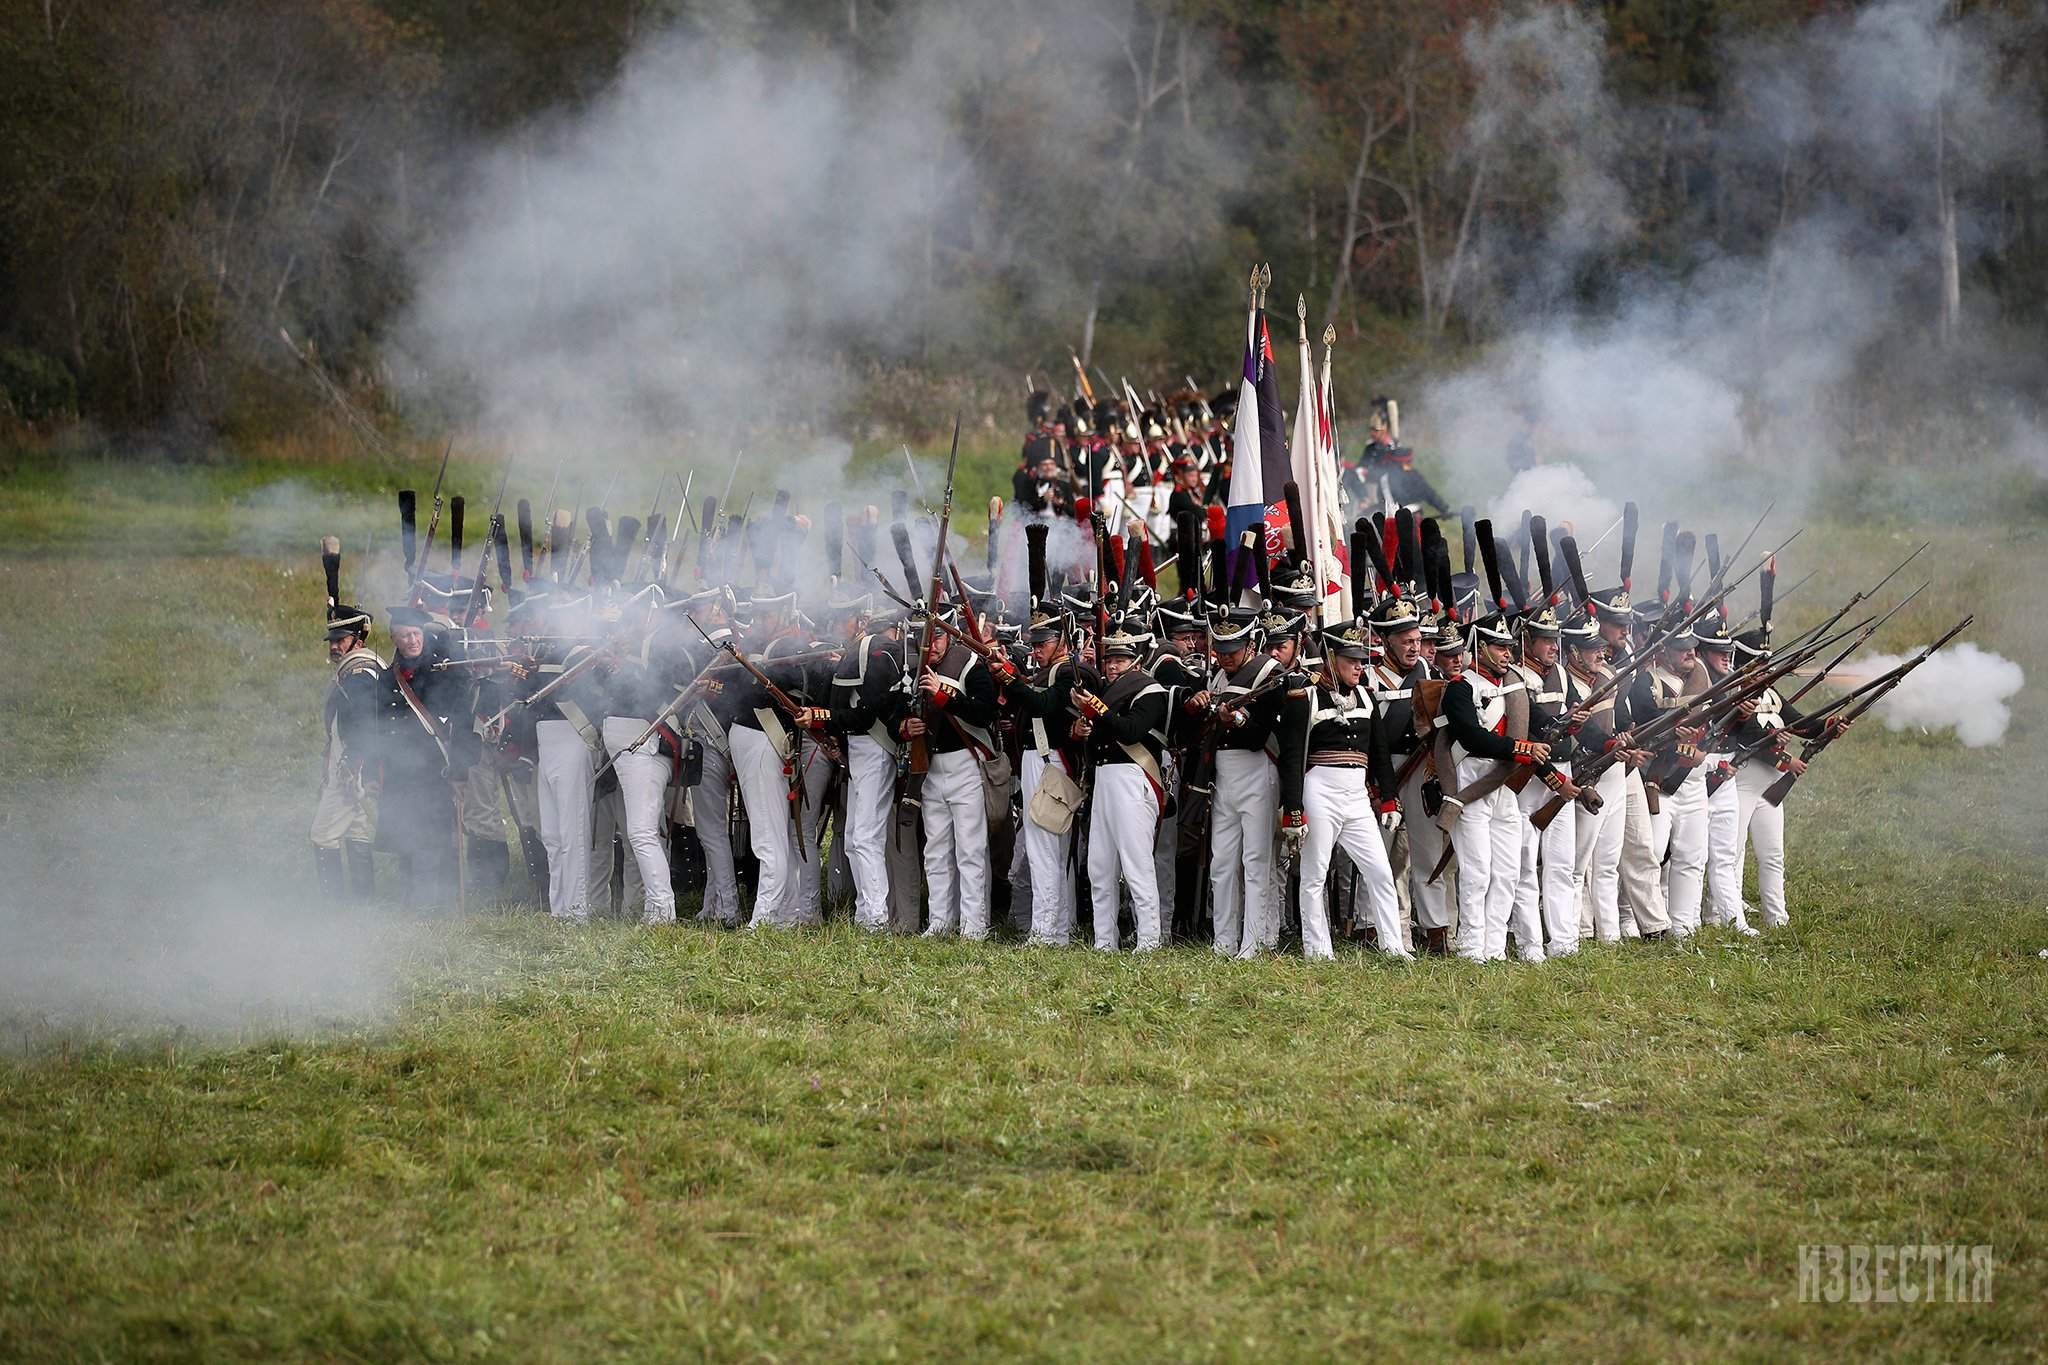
[1,455,2045,1360]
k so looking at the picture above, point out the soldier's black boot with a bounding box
[469,839,510,896]
[519,828,550,904]
[346,842,375,901]
[314,845,346,903]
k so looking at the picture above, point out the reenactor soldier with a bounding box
[1071,617,1172,951]
[802,592,903,932]
[376,605,479,907]
[1511,604,1595,957]
[1193,607,1284,957]
[1692,617,1758,936]
[313,538,383,902]
[1562,609,1628,943]
[1640,624,1711,937]
[729,588,810,928]
[1007,604,1096,945]
[901,605,1002,940]
[1279,619,1410,960]
[1436,603,1549,962]
[1368,594,1446,952]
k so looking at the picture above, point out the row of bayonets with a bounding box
[389,443,1016,629]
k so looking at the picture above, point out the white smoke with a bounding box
[390,0,1237,477]
[1416,0,2047,504]
[1486,465,1619,561]
[1855,640,2023,748]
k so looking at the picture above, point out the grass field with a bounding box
[2,447,2046,1360]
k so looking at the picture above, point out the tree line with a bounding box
[1,0,2043,443]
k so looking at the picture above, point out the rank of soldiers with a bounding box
[314,390,1951,959]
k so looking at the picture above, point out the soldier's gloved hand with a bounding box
[1377,802,1402,832]
[1185,689,1213,714]
[1277,808,1307,853]
[1578,788,1604,814]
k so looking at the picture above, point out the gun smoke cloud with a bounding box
[1858,640,2024,748]
[390,0,1236,478]
[1416,0,2047,517]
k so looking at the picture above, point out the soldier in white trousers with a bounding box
[600,715,677,923]
[1599,595,1672,939]
[1439,604,1551,963]
[1511,605,1593,958]
[313,579,383,902]
[726,591,811,929]
[535,717,597,921]
[1643,629,1711,936]
[804,598,905,932]
[902,621,1001,939]
[1724,624,1844,929]
[1072,620,1170,952]
[1694,621,1757,934]
[1279,620,1410,960]
[1196,610,1283,958]
[1007,606,1093,946]
[1368,597,1442,952]
[1560,615,1627,944]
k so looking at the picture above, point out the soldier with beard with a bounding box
[312,539,383,902]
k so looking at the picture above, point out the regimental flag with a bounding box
[1286,317,1351,622]
[1225,305,1291,598]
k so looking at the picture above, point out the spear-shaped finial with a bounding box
[1322,322,1336,348]
[1296,293,1308,341]
[1247,263,1260,305]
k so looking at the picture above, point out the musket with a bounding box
[1707,590,1921,791]
[1527,626,1840,831]
[459,455,515,630]
[1763,614,1972,807]
[872,565,1008,671]
[659,469,694,585]
[1071,351,1096,403]
[1779,583,1926,711]
[1579,512,1626,559]
[406,435,456,599]
[686,617,809,823]
[719,446,745,505]
[1571,530,1804,724]
[904,417,963,782]
[620,472,670,582]
[593,646,838,782]
[535,458,564,572]
[482,643,617,731]
[902,445,928,504]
